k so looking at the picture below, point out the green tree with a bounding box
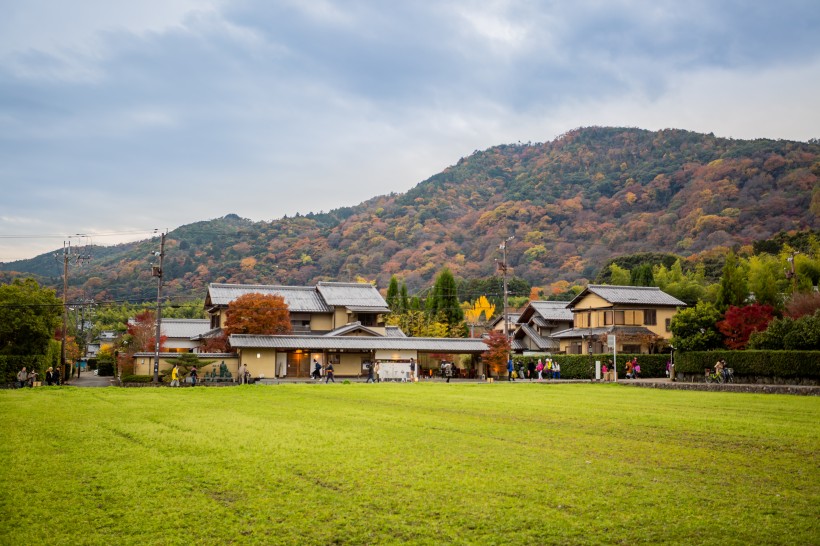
[653,260,709,306]
[609,263,631,285]
[629,263,655,286]
[426,268,464,329]
[746,255,783,308]
[399,283,409,313]
[716,251,748,310]
[386,276,400,312]
[0,278,62,356]
[748,310,820,350]
[670,301,724,351]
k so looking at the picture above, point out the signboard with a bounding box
[608,335,617,382]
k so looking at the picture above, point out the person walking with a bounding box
[45,367,56,386]
[409,358,416,382]
[190,366,198,387]
[325,362,335,383]
[374,361,381,383]
[536,359,544,381]
[444,362,453,383]
[240,363,250,384]
[553,361,561,380]
[312,359,322,380]
[507,358,515,381]
[16,367,27,389]
[170,364,180,387]
[366,361,375,383]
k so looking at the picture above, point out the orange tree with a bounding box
[482,330,510,378]
[224,293,291,336]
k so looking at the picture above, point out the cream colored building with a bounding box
[203,281,488,379]
[132,353,238,378]
[552,285,685,354]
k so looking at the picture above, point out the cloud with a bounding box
[1,0,819,261]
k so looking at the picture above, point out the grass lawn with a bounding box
[1,383,818,545]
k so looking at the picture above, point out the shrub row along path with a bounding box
[74,372,820,395]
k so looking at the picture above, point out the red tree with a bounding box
[126,310,167,353]
[199,332,229,353]
[224,293,292,336]
[716,304,775,349]
[482,330,511,377]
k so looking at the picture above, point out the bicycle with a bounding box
[704,368,723,384]
[724,368,735,384]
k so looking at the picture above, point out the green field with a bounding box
[1,384,818,545]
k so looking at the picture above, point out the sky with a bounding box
[1,0,819,262]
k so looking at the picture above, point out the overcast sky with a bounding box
[1,0,819,262]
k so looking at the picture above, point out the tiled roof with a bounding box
[160,319,210,339]
[529,301,574,321]
[323,322,382,337]
[316,282,390,311]
[569,285,686,307]
[518,324,560,350]
[550,326,658,339]
[206,283,331,313]
[490,313,520,327]
[385,326,407,338]
[229,334,489,353]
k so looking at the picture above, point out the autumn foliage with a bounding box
[126,310,167,353]
[224,293,292,336]
[716,304,776,350]
[482,330,511,377]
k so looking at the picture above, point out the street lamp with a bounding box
[786,252,799,295]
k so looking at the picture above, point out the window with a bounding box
[665,318,672,332]
[614,311,625,325]
[644,310,656,326]
[604,311,612,325]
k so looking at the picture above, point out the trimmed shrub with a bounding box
[97,360,115,377]
[512,354,671,379]
[675,350,820,379]
[121,375,153,383]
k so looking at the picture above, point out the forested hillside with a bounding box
[3,127,819,305]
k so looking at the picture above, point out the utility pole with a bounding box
[499,236,514,340]
[152,231,167,384]
[55,240,91,382]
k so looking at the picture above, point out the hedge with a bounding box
[120,375,154,383]
[0,355,53,383]
[512,354,671,380]
[675,351,820,379]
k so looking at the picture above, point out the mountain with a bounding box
[2,127,819,304]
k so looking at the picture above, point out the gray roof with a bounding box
[529,301,574,321]
[206,283,331,313]
[551,326,659,339]
[229,334,489,353]
[385,326,407,338]
[160,319,210,339]
[323,321,382,337]
[316,282,390,312]
[490,313,520,327]
[569,285,686,307]
[516,324,560,350]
